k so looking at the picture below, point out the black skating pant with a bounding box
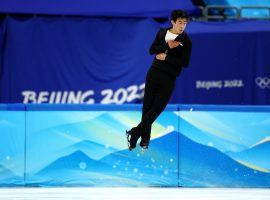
[134,67,176,146]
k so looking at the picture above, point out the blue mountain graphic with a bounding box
[0,164,16,180]
[179,117,247,152]
[0,165,23,186]
[33,150,142,186]
[39,112,126,137]
[100,131,270,186]
[65,140,116,160]
[33,131,270,187]
[37,150,111,175]
[100,131,178,168]
[179,133,270,187]
[99,131,179,186]
[227,141,270,171]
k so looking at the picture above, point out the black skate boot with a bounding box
[126,128,140,151]
[139,142,149,149]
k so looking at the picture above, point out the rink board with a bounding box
[0,104,270,187]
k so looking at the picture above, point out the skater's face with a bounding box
[171,18,187,34]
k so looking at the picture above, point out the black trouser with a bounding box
[135,67,176,145]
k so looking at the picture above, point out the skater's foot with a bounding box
[139,142,149,150]
[126,129,140,151]
[140,136,149,150]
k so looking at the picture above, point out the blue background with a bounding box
[0,0,197,17]
[0,17,270,105]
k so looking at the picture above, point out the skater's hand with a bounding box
[168,40,182,49]
[156,53,167,61]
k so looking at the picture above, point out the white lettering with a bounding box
[224,80,244,88]
[101,89,114,104]
[49,91,56,103]
[55,91,62,104]
[67,91,82,104]
[61,91,68,103]
[114,88,128,104]
[81,90,95,104]
[22,91,37,103]
[21,90,93,104]
[37,91,49,103]
[196,80,244,90]
[21,84,144,104]
[196,81,222,90]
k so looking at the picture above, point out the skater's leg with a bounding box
[140,125,151,148]
[127,69,157,150]
[139,75,156,147]
[136,79,175,146]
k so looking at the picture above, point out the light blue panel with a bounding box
[205,0,270,17]
[178,107,270,187]
[0,110,25,186]
[25,106,178,186]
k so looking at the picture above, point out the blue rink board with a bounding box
[0,104,270,187]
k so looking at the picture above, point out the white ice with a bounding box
[0,188,270,200]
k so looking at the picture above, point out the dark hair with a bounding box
[171,10,189,22]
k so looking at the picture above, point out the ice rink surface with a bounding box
[0,188,270,200]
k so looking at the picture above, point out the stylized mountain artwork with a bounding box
[227,139,270,173]
[100,131,179,186]
[0,164,16,180]
[0,119,25,159]
[34,150,144,186]
[0,164,23,186]
[33,131,179,186]
[179,133,270,187]
[32,131,270,187]
[26,112,128,174]
[64,139,117,160]
[178,116,247,153]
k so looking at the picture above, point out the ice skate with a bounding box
[126,130,132,151]
[126,129,140,151]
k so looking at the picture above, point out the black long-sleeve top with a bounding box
[149,28,192,78]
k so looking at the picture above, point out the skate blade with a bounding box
[141,146,148,154]
[141,148,147,154]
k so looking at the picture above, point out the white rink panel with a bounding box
[0,188,270,200]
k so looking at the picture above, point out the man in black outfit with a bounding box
[126,10,192,151]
